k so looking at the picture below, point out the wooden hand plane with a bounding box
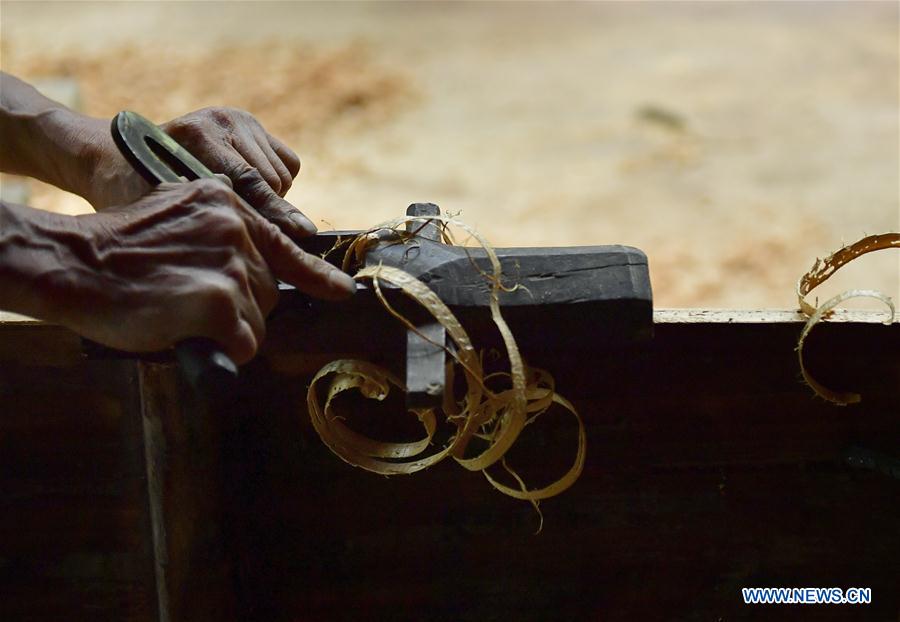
[268,202,653,407]
[104,111,653,405]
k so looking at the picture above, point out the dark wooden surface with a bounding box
[138,362,237,622]
[1,311,898,621]
[233,311,899,622]
[0,324,156,622]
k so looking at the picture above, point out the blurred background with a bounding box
[1,0,897,308]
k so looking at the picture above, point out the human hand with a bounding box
[52,179,353,364]
[85,107,315,237]
[2,75,313,234]
[162,107,314,235]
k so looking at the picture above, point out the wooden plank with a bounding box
[2,310,898,620]
[6,307,893,325]
[654,308,897,323]
[240,312,899,621]
[138,362,238,622]
[0,321,83,366]
[0,358,157,621]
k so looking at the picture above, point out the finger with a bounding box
[243,213,356,300]
[238,294,267,348]
[225,148,318,238]
[191,287,258,366]
[249,269,279,317]
[242,248,280,317]
[232,162,317,238]
[250,126,293,196]
[266,133,301,178]
[223,258,268,347]
[189,273,261,365]
[233,132,283,195]
[221,318,258,366]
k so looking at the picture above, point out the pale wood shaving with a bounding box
[306,216,586,530]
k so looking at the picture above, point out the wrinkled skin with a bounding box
[2,180,354,364]
[1,72,348,362]
[84,106,317,237]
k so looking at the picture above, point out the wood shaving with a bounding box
[307,216,585,531]
[796,233,899,404]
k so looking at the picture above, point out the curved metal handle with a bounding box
[111,111,218,184]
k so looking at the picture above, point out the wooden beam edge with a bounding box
[4,308,896,328]
[653,308,897,324]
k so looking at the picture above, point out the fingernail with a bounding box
[329,269,357,296]
[290,212,318,235]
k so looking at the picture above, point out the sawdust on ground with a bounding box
[1,1,897,308]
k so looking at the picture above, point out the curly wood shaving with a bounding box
[307,216,586,527]
[796,233,899,404]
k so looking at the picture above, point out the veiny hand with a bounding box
[162,107,315,235]
[56,179,353,364]
[85,107,316,237]
[2,75,314,235]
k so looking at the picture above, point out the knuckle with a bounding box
[267,171,283,194]
[289,247,313,271]
[296,247,312,265]
[271,166,291,193]
[201,280,240,325]
[222,258,249,288]
[254,202,289,226]
[192,177,232,201]
[206,106,236,128]
[213,210,248,245]
[177,118,206,140]
[257,276,280,315]
[227,106,252,120]
[233,165,267,190]
[264,220,284,239]
[211,280,239,307]
[216,205,244,225]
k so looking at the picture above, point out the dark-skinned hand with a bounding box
[46,180,352,363]
[83,107,316,238]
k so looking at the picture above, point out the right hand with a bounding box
[56,179,354,364]
[82,107,317,238]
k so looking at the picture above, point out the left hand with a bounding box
[84,107,316,238]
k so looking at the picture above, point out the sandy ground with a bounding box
[1,1,897,308]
